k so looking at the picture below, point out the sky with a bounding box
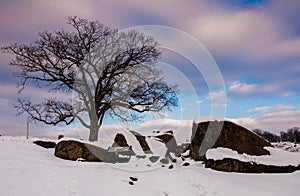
[0,0,300,138]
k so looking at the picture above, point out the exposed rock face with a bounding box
[109,133,136,158]
[112,133,129,147]
[54,140,106,162]
[33,140,56,149]
[205,158,300,173]
[58,135,64,140]
[191,121,271,161]
[153,130,179,155]
[153,130,175,145]
[130,131,153,154]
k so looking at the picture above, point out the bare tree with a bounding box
[2,17,178,141]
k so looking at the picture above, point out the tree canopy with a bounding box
[2,17,178,141]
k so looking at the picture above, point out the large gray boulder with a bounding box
[191,121,271,161]
[54,140,107,162]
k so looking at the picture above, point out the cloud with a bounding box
[184,1,300,63]
[0,98,10,106]
[247,105,294,113]
[230,104,300,132]
[228,81,290,97]
[0,84,71,102]
[205,91,227,110]
[207,91,226,102]
[229,82,258,94]
[187,10,278,53]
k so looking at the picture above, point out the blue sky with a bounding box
[0,0,300,138]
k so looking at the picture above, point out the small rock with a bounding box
[160,158,169,164]
[171,159,177,163]
[130,177,138,182]
[168,164,174,169]
[149,156,159,163]
[129,181,134,185]
[136,155,146,159]
[182,162,190,166]
[58,135,64,140]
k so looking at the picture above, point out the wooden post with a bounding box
[26,121,29,139]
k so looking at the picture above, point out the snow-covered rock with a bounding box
[205,147,300,173]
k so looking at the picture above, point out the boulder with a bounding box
[109,133,136,158]
[112,133,129,147]
[130,130,153,154]
[191,121,271,161]
[153,130,179,154]
[153,130,190,158]
[205,158,300,173]
[33,140,56,149]
[153,130,175,144]
[58,135,64,140]
[54,140,107,162]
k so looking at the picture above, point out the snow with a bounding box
[273,142,300,152]
[206,147,300,166]
[0,136,300,196]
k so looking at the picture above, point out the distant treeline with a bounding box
[253,127,300,143]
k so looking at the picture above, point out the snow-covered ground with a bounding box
[272,142,300,152]
[0,136,300,196]
[206,147,300,166]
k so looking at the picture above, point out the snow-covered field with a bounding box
[0,136,299,196]
[206,147,300,166]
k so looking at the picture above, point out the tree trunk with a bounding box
[89,115,100,141]
[89,126,99,142]
[88,111,105,142]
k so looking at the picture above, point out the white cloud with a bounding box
[229,82,258,94]
[247,105,294,114]
[228,81,288,97]
[207,91,226,102]
[201,91,227,116]
[231,105,300,133]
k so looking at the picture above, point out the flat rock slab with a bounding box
[205,158,300,173]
